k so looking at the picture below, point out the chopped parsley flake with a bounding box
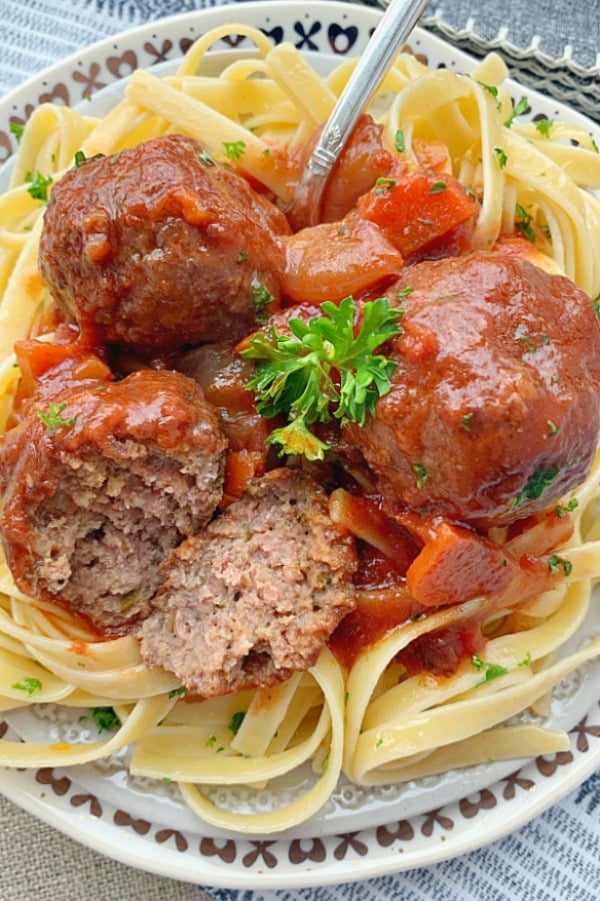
[228,711,246,736]
[535,117,554,137]
[471,654,508,684]
[412,462,427,489]
[26,170,53,203]
[91,706,120,733]
[515,204,536,242]
[555,498,579,518]
[237,251,249,264]
[504,96,529,127]
[251,280,275,325]
[494,147,508,168]
[547,554,573,577]
[547,420,559,437]
[11,677,43,696]
[374,177,397,195]
[429,180,447,194]
[37,402,76,431]
[9,121,24,143]
[223,140,246,161]
[168,686,187,699]
[461,412,474,431]
[514,468,560,506]
[394,129,406,153]
[477,81,501,110]
[518,652,533,668]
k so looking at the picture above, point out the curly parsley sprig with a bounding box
[242,296,404,460]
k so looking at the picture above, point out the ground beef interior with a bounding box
[139,467,357,697]
[0,368,226,629]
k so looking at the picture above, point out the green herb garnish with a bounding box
[555,498,579,518]
[547,554,573,577]
[494,147,508,168]
[514,468,560,507]
[477,81,501,111]
[515,203,536,242]
[9,121,24,143]
[251,281,275,326]
[228,711,246,736]
[374,177,397,195]
[11,677,43,696]
[91,706,120,733]
[37,401,76,430]
[26,170,53,203]
[429,180,447,194]
[471,654,509,684]
[223,140,246,161]
[504,96,529,127]
[168,686,187,699]
[412,462,427,489]
[535,117,554,137]
[243,296,403,460]
[394,129,406,153]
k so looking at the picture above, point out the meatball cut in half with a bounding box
[139,468,357,697]
[38,134,290,350]
[0,369,226,630]
[343,251,600,529]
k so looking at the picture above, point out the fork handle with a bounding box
[291,0,429,225]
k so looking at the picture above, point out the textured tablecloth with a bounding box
[0,2,599,899]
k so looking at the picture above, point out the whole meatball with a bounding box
[38,134,290,350]
[343,251,600,528]
[0,369,226,629]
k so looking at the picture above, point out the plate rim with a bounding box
[0,0,599,889]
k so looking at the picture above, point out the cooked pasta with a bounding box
[0,23,599,835]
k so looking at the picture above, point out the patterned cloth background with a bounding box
[1,0,598,117]
[0,2,599,899]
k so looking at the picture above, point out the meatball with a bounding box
[0,369,226,629]
[38,134,290,350]
[343,251,600,528]
[139,467,357,697]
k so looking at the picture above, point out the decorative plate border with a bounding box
[0,1,599,888]
[1,705,599,888]
[2,0,597,166]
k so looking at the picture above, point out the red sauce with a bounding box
[396,619,485,678]
[329,589,419,671]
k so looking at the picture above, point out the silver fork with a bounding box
[285,0,429,229]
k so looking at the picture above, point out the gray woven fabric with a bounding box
[0,793,211,901]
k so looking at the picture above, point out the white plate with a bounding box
[0,1,599,889]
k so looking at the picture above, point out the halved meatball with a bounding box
[38,134,290,350]
[342,251,600,528]
[139,467,357,697]
[0,369,226,629]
